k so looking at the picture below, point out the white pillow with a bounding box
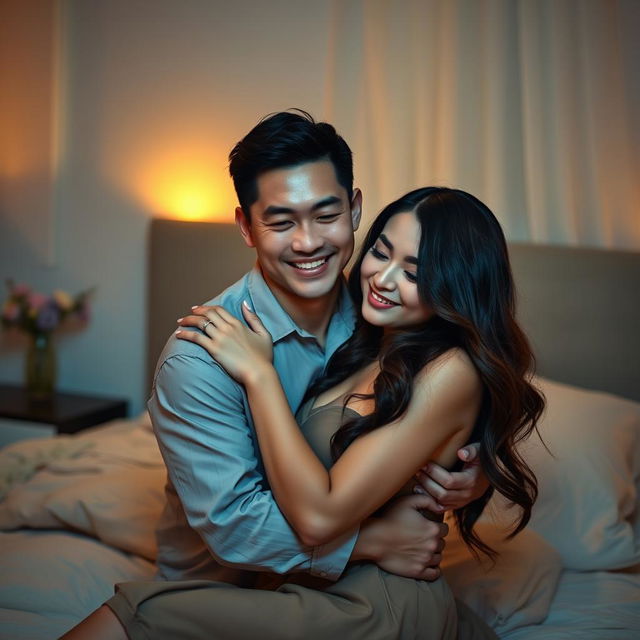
[442,522,562,634]
[487,377,640,570]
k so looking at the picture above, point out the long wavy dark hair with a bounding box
[308,187,544,557]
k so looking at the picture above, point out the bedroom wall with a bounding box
[1,0,638,416]
[0,0,58,270]
[0,0,333,415]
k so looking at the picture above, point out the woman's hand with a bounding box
[175,301,273,385]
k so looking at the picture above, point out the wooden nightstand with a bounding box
[0,384,129,447]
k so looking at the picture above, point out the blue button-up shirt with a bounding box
[150,265,358,585]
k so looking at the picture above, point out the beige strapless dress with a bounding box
[106,401,497,640]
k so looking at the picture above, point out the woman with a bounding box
[64,187,543,639]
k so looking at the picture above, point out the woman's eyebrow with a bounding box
[379,233,393,250]
[379,233,417,264]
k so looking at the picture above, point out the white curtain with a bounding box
[325,0,640,249]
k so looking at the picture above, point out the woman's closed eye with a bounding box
[369,246,388,260]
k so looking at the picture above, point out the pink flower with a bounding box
[12,283,31,297]
[27,292,48,314]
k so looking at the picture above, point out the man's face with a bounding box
[236,161,361,304]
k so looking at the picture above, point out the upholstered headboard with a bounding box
[508,244,639,402]
[147,220,255,393]
[147,219,640,402]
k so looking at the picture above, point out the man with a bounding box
[151,111,487,587]
[62,111,489,638]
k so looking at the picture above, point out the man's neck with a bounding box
[268,282,341,349]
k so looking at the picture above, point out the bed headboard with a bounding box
[148,219,640,402]
[147,220,255,393]
[508,243,639,402]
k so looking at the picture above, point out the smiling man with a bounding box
[235,159,360,343]
[151,113,458,589]
[62,111,492,640]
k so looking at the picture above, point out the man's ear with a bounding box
[350,188,363,232]
[235,206,255,248]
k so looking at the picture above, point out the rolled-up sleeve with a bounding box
[149,347,357,579]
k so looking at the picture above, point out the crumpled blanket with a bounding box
[0,413,166,560]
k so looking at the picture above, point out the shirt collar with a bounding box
[246,264,356,346]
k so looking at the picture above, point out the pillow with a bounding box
[486,376,640,571]
[442,522,562,635]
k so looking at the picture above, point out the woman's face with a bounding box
[359,211,434,330]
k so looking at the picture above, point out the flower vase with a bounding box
[25,333,57,401]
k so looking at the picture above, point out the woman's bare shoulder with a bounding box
[413,348,482,409]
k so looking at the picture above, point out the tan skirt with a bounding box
[106,563,497,640]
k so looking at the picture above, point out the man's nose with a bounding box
[291,224,323,253]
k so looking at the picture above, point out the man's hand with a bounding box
[352,494,448,581]
[413,443,490,512]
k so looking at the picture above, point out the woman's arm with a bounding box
[244,352,480,545]
[177,305,481,546]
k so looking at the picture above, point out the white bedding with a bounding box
[0,415,163,638]
[0,378,639,638]
[500,568,640,640]
[0,530,154,640]
[0,414,164,560]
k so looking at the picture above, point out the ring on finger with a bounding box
[202,320,213,332]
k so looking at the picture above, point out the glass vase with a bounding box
[25,333,57,401]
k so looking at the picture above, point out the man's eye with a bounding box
[404,271,417,283]
[370,246,387,260]
[317,213,341,222]
[267,220,293,229]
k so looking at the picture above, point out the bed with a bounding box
[1,219,638,639]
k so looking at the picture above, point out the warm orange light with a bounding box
[169,188,212,221]
[146,165,235,222]
[122,143,237,222]
[140,153,235,222]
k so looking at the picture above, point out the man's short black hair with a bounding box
[228,109,354,220]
